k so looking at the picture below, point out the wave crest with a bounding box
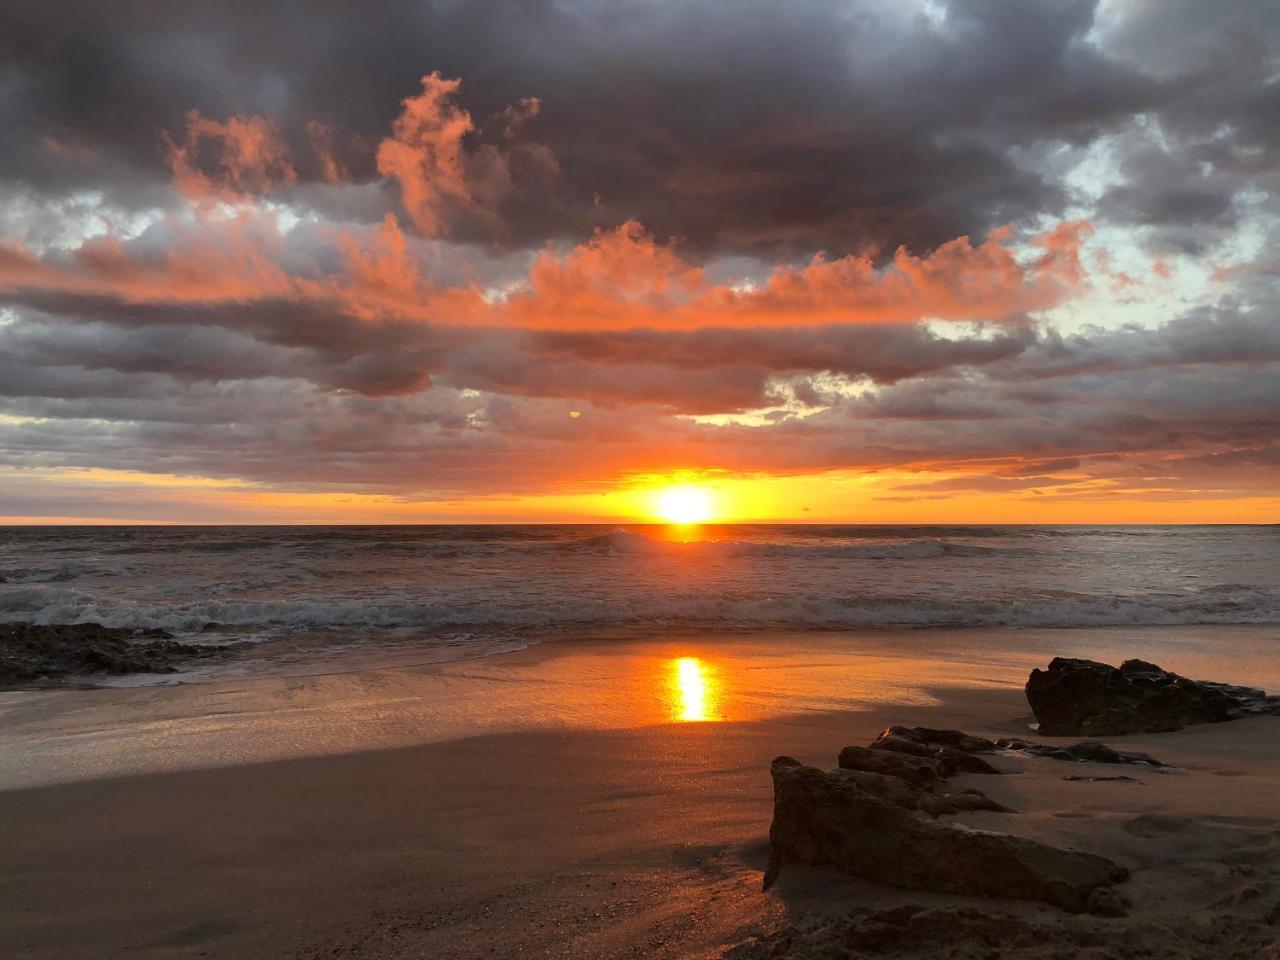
[3,581,1276,634]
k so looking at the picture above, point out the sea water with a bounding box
[2,525,1278,676]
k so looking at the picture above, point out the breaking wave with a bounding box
[3,581,1277,635]
[2,525,1277,657]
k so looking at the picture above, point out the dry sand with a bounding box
[1,628,1278,958]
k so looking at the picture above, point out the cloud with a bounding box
[3,290,1278,499]
[374,72,557,238]
[306,121,348,185]
[0,1,1278,516]
[0,0,1157,254]
[0,208,1091,340]
[165,110,297,199]
[375,73,474,236]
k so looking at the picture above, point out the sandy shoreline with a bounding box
[1,628,1278,957]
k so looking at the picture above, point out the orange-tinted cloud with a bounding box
[493,220,1091,330]
[500,221,706,327]
[325,213,479,324]
[0,214,296,305]
[375,73,556,237]
[375,72,474,236]
[2,69,1091,336]
[165,110,297,199]
[306,120,348,184]
[0,211,1090,336]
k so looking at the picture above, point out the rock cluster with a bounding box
[726,904,1279,960]
[765,725,1130,916]
[834,726,1009,816]
[748,656,1280,955]
[1025,657,1280,736]
[997,737,1168,767]
[0,622,242,687]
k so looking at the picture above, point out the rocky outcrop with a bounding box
[833,763,1013,818]
[765,756,1129,914]
[1025,657,1280,736]
[997,737,1168,767]
[877,726,999,754]
[867,725,1003,775]
[837,745,945,786]
[835,725,1010,817]
[0,622,243,687]
[725,904,1277,959]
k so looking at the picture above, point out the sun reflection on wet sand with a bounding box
[671,656,721,722]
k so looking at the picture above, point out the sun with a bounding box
[653,485,716,524]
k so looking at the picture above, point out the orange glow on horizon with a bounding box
[2,464,1277,525]
[652,484,717,524]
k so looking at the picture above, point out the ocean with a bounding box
[2,525,1278,678]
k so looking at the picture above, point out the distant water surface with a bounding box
[2,525,1277,673]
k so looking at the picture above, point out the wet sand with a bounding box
[1,628,1278,958]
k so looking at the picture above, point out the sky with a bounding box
[1,0,1278,524]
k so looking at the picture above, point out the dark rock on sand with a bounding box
[1063,774,1142,783]
[0,622,242,687]
[868,725,1003,775]
[837,745,945,786]
[997,737,1168,767]
[764,756,1128,914]
[726,904,1277,959]
[837,728,1012,818]
[1025,657,1280,736]
[833,765,1013,818]
[879,725,998,754]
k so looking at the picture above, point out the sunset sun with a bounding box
[653,485,716,525]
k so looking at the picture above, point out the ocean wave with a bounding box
[0,564,93,584]
[4,581,1277,634]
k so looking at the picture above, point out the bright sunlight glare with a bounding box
[653,485,716,524]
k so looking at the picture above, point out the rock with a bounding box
[881,725,998,753]
[1063,774,1141,783]
[870,727,1003,775]
[997,737,1168,767]
[1024,657,1280,736]
[0,622,243,687]
[837,745,945,786]
[868,733,936,758]
[837,728,1012,818]
[832,767,932,809]
[764,756,1128,914]
[918,787,1014,817]
[834,765,1012,818]
[725,906,1279,960]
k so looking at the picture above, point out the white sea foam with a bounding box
[2,576,1277,633]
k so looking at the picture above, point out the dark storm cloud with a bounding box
[0,0,1171,257]
[0,304,1034,415]
[3,294,1279,497]
[1088,0,1280,252]
[1,0,1278,515]
[8,346,1278,498]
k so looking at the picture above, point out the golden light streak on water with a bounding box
[671,656,721,722]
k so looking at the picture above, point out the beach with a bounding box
[3,627,1279,958]
[5,1,1280,953]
